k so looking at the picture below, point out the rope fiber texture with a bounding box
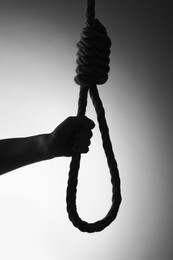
[66,0,121,233]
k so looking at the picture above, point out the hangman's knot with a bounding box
[74,19,111,87]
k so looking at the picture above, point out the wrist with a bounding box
[38,134,54,160]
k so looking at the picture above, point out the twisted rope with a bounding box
[66,0,121,233]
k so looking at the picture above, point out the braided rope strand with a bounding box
[86,0,95,23]
[77,86,89,116]
[66,0,121,232]
[89,85,121,201]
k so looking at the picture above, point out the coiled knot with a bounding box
[74,19,111,87]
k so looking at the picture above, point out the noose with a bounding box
[66,0,122,233]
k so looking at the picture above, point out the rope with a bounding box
[66,0,121,233]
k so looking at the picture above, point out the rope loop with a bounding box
[74,19,111,87]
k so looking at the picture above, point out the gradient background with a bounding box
[0,0,172,259]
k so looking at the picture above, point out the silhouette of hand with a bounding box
[47,116,95,157]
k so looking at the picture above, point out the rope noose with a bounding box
[66,0,122,233]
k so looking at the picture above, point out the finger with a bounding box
[71,137,91,148]
[72,145,89,154]
[74,128,93,139]
[72,131,93,147]
[71,131,92,153]
[67,116,95,130]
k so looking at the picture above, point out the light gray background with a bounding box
[0,1,172,259]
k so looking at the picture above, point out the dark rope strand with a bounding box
[77,86,89,116]
[86,0,95,23]
[89,85,121,197]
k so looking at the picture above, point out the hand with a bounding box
[47,116,95,157]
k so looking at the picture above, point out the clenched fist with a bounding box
[47,116,95,157]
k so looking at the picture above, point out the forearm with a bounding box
[0,134,51,175]
[0,116,94,175]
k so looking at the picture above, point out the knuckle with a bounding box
[82,147,89,153]
[66,116,73,123]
